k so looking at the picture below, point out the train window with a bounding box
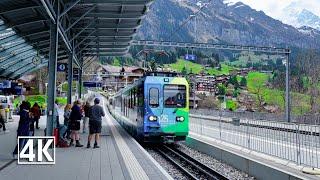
[133,89,137,106]
[130,90,133,108]
[164,85,186,108]
[149,88,159,108]
[137,85,144,107]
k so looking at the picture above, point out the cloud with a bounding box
[225,0,320,18]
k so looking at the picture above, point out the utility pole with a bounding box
[46,1,59,136]
[193,79,196,109]
[194,15,197,43]
[67,52,73,104]
[285,52,291,122]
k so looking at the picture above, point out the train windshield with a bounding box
[164,85,186,108]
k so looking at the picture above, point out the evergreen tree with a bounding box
[217,84,226,95]
[213,53,220,63]
[233,88,240,98]
[240,77,247,87]
[181,66,188,76]
[189,68,193,74]
[150,60,157,72]
[229,75,239,89]
[217,64,222,71]
[208,59,215,68]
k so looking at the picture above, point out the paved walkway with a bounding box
[0,101,171,180]
[0,115,47,168]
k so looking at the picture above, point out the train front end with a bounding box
[143,76,189,143]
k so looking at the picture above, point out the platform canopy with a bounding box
[0,0,153,79]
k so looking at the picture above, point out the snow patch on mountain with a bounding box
[279,2,320,30]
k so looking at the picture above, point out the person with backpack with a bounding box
[69,100,83,147]
[13,101,32,156]
[82,101,91,133]
[87,98,105,148]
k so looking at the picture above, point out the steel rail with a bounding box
[156,145,229,180]
[156,148,198,180]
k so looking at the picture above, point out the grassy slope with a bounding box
[167,59,203,74]
[228,52,281,67]
[165,59,235,75]
[166,60,311,114]
[207,64,236,75]
[246,72,310,115]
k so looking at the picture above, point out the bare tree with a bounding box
[251,77,267,110]
[36,67,48,94]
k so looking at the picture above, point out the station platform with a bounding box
[0,102,171,180]
[188,115,320,180]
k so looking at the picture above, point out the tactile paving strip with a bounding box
[103,100,149,180]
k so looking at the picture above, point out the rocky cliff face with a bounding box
[137,0,320,49]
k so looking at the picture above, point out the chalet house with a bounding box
[99,65,145,91]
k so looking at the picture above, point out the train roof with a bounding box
[144,71,180,77]
[113,75,188,97]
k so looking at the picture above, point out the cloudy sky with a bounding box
[224,0,320,19]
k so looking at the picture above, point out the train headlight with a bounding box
[148,116,158,121]
[176,116,185,122]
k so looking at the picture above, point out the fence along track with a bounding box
[190,116,320,168]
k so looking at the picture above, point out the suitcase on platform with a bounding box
[57,138,69,148]
[53,128,59,146]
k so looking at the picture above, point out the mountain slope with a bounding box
[137,0,320,49]
[280,2,320,31]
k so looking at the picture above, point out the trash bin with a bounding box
[232,117,240,126]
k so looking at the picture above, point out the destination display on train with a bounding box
[164,85,186,90]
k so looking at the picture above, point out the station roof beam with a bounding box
[0,0,154,78]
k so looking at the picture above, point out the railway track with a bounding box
[155,145,229,180]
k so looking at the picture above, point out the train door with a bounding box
[145,84,162,130]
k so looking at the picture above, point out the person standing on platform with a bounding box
[83,101,91,133]
[13,101,31,156]
[54,100,60,128]
[63,104,72,139]
[87,98,105,148]
[30,103,41,129]
[69,100,83,147]
[0,104,6,132]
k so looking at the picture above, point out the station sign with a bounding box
[57,63,67,72]
[72,68,79,81]
[83,81,102,88]
[184,54,197,61]
[73,68,79,75]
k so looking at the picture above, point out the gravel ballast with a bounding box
[146,148,188,180]
[146,143,255,180]
[176,143,255,180]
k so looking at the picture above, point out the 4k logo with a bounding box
[18,136,55,165]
